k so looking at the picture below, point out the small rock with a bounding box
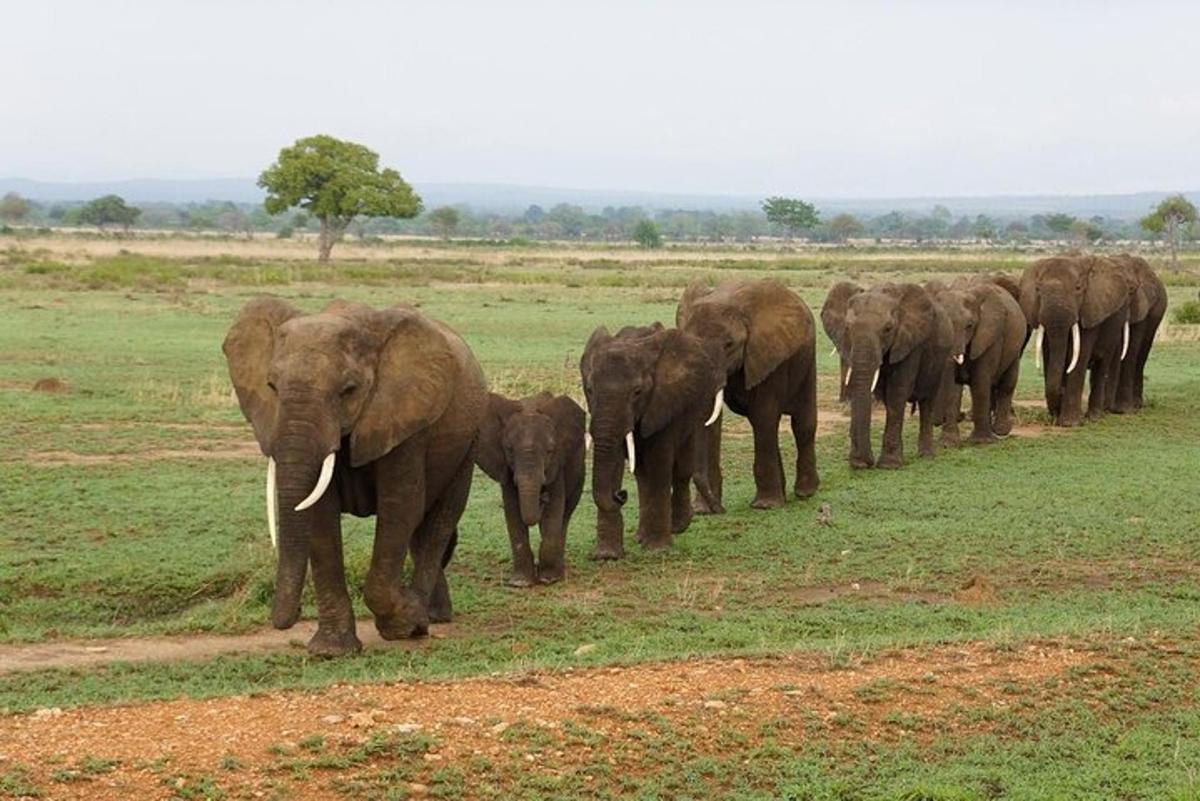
[491,721,510,736]
[422,753,443,762]
[449,716,476,726]
[816,503,833,525]
[703,700,727,710]
[408,783,429,797]
[393,722,423,734]
[320,714,344,725]
[32,707,63,719]
[840,549,851,556]
[573,643,596,657]
[850,582,861,591]
[83,646,109,654]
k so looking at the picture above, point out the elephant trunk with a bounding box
[1039,301,1074,417]
[588,407,630,559]
[513,449,546,527]
[847,339,881,468]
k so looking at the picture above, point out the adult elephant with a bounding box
[580,323,723,559]
[676,279,819,511]
[223,297,486,656]
[926,275,1028,445]
[1107,254,1166,414]
[1018,255,1130,426]
[821,282,952,468]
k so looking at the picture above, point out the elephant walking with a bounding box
[926,275,1028,445]
[821,282,952,469]
[223,297,486,657]
[1107,254,1166,414]
[474,392,586,587]
[1018,255,1130,426]
[580,323,724,559]
[676,279,819,511]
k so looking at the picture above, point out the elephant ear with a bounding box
[676,280,714,327]
[642,330,720,436]
[474,393,521,482]
[968,285,1004,360]
[889,284,935,364]
[742,281,810,389]
[548,395,587,465]
[222,296,301,455]
[1018,263,1043,327]
[820,281,863,351]
[349,307,457,467]
[1080,258,1129,329]
[580,326,612,388]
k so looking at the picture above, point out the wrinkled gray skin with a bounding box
[676,279,819,511]
[580,323,723,559]
[926,275,1028,445]
[1018,255,1130,426]
[223,297,485,657]
[1107,254,1167,414]
[822,282,952,469]
[475,392,586,587]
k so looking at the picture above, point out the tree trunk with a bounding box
[317,217,336,263]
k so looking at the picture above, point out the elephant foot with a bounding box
[427,595,452,625]
[693,495,725,516]
[671,511,693,534]
[877,452,904,469]
[967,430,1000,445]
[941,432,962,448]
[376,614,429,640]
[590,543,625,561]
[306,626,362,658]
[640,534,674,551]
[507,570,537,589]
[750,493,786,510]
[536,564,565,585]
[918,444,936,458]
[849,453,875,470]
[794,474,818,500]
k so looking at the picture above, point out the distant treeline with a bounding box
[1,194,1193,245]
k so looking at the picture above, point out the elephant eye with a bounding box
[267,381,278,394]
[341,383,358,397]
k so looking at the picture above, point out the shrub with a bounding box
[1173,299,1200,324]
[276,225,294,239]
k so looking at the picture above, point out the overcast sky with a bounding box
[4,0,1199,197]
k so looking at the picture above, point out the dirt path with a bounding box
[0,622,455,675]
[0,641,1096,800]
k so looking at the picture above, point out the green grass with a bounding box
[1,243,1199,796]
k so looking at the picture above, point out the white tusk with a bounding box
[705,388,725,426]
[1066,322,1081,374]
[266,458,279,549]
[870,367,880,393]
[829,346,838,358]
[585,432,593,451]
[294,452,336,512]
[624,431,636,474]
[1033,326,1044,369]
[1120,321,1130,361]
[844,366,853,388]
[954,353,964,365]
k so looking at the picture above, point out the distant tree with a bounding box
[632,219,662,249]
[1003,220,1029,241]
[427,206,461,240]
[77,194,141,232]
[0,192,30,224]
[258,134,422,262]
[1141,194,1198,268]
[523,204,545,224]
[761,196,819,239]
[971,215,996,241]
[546,203,588,238]
[1043,213,1076,239]
[1069,219,1102,245]
[827,213,864,243]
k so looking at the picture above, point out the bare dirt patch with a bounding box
[0,641,1097,799]
[30,377,69,394]
[17,443,261,467]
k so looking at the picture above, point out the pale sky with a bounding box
[5,0,1199,197]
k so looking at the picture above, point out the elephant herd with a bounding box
[221,251,1165,656]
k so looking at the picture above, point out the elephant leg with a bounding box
[917,395,937,457]
[878,372,911,469]
[1112,328,1141,413]
[692,417,725,515]
[670,436,695,535]
[411,458,473,627]
[635,442,675,549]
[1134,316,1159,408]
[992,359,1019,437]
[364,445,428,640]
[791,358,819,500]
[967,373,998,444]
[429,528,456,623]
[1086,357,1110,422]
[536,476,568,584]
[500,480,536,587]
[942,383,964,447]
[1058,337,1092,427]
[305,492,361,658]
[749,400,786,509]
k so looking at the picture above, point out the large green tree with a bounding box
[1141,194,1198,269]
[258,134,422,262]
[761,196,819,239]
[632,219,662,249]
[77,194,141,232]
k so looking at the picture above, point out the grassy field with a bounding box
[2,235,1199,798]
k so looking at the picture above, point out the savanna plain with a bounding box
[2,234,1200,800]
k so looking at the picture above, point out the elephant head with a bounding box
[476,392,585,526]
[822,282,942,466]
[1019,255,1129,409]
[223,297,458,629]
[1110,254,1164,327]
[677,280,811,400]
[579,323,721,529]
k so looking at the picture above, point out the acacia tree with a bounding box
[427,206,460,240]
[77,194,141,232]
[0,192,30,225]
[258,134,422,262]
[761,196,819,239]
[1141,194,1198,269]
[632,219,662,249]
[827,213,864,243]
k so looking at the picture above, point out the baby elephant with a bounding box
[475,392,587,586]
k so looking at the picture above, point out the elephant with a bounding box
[676,279,819,511]
[1018,254,1130,426]
[223,297,486,657]
[1107,254,1166,414]
[926,275,1028,445]
[821,282,952,468]
[580,323,724,559]
[474,391,586,587]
